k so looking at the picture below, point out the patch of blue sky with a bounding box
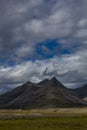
[36,39,72,59]
[0,58,16,67]
[0,58,5,65]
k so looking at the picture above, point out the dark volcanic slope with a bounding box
[0,81,34,106]
[0,77,86,109]
[71,84,87,98]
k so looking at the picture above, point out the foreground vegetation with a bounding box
[0,116,87,130]
[0,108,87,130]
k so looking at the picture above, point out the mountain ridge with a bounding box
[71,84,87,98]
[0,77,86,109]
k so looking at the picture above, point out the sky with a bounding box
[0,0,87,93]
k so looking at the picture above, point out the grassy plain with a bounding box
[0,108,87,130]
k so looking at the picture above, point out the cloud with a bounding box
[0,49,87,92]
[0,0,87,92]
[75,29,87,38]
[0,0,87,61]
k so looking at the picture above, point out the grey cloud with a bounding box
[0,0,87,61]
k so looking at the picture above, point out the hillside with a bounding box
[0,77,86,109]
[71,84,87,98]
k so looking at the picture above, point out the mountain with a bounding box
[0,81,34,106]
[0,77,86,109]
[71,84,87,98]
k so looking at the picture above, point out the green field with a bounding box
[0,108,87,130]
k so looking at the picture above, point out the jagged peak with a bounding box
[50,77,61,84]
[49,77,65,88]
[38,79,49,85]
[23,81,33,85]
[51,77,58,82]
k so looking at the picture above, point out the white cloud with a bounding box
[0,49,87,92]
[16,45,34,58]
[78,19,87,28]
